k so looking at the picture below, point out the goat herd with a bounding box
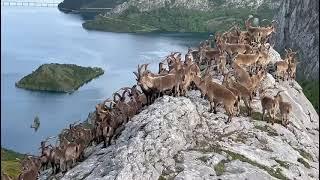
[10,17,300,180]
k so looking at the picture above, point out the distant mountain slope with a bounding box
[58,0,280,32]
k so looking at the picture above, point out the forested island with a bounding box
[15,63,104,93]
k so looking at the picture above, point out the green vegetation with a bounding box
[297,158,310,169]
[83,3,276,33]
[214,159,228,176]
[83,15,159,33]
[1,148,24,179]
[16,63,104,93]
[197,155,210,163]
[191,144,288,180]
[222,149,288,180]
[298,79,319,113]
[293,148,313,161]
[158,175,167,180]
[273,159,290,169]
[254,125,279,136]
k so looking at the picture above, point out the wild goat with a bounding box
[129,85,148,110]
[233,50,264,72]
[133,64,154,105]
[287,60,299,80]
[195,72,239,123]
[137,64,182,97]
[260,90,283,125]
[275,58,290,81]
[96,120,114,148]
[113,91,133,123]
[225,73,252,116]
[256,44,271,70]
[199,46,221,66]
[232,62,253,88]
[18,157,41,180]
[217,54,227,75]
[245,17,276,43]
[50,146,66,174]
[1,172,12,180]
[219,25,241,43]
[218,39,253,56]
[250,69,267,96]
[275,91,293,126]
[180,63,199,96]
[63,142,80,171]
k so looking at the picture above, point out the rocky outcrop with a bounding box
[39,47,319,180]
[272,0,319,80]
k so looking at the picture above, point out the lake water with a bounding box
[1,6,207,154]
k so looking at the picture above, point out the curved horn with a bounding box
[276,90,285,96]
[138,64,142,75]
[44,136,56,142]
[70,120,80,127]
[120,87,131,91]
[133,71,139,79]
[131,85,142,95]
[108,101,117,109]
[121,88,130,99]
[113,92,122,102]
[144,63,150,71]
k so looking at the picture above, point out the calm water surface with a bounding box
[1,6,207,154]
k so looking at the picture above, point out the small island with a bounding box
[15,63,104,93]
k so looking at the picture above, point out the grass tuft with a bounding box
[297,158,311,169]
[214,159,228,176]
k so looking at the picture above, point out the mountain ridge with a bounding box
[39,46,319,180]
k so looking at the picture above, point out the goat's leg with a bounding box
[243,98,250,116]
[262,108,265,121]
[271,110,275,125]
[213,101,218,114]
[103,136,107,148]
[108,135,113,146]
[267,110,272,123]
[209,102,213,113]
[225,106,233,124]
[51,162,55,174]
[281,115,285,126]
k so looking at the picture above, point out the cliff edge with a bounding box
[272,0,319,80]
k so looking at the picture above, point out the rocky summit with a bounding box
[40,47,319,180]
